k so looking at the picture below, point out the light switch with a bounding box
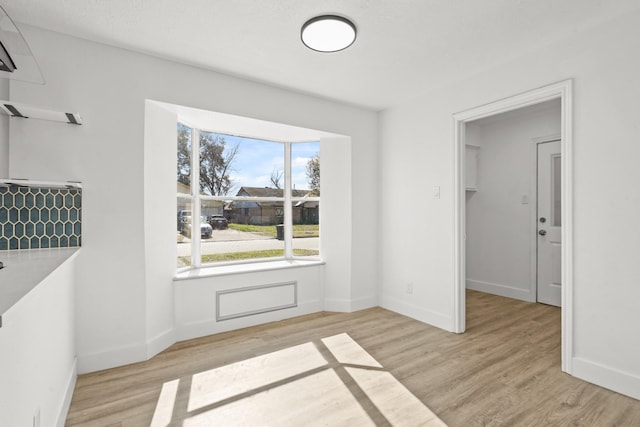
[433,186,440,199]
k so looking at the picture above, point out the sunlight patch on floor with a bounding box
[188,342,327,411]
[149,379,180,427]
[183,369,376,427]
[149,333,448,426]
[321,332,382,368]
[346,367,448,427]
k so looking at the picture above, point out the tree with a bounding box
[306,152,320,195]
[177,124,240,196]
[177,123,192,187]
[199,131,240,196]
[270,167,283,189]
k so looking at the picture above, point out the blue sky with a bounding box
[216,134,319,192]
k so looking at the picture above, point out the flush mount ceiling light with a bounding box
[301,15,356,52]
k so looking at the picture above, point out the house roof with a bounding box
[237,187,310,198]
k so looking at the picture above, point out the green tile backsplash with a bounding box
[0,185,82,250]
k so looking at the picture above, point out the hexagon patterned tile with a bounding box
[0,186,81,250]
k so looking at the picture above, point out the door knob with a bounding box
[538,229,547,236]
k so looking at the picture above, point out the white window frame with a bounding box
[177,124,320,270]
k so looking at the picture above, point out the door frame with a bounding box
[453,80,573,374]
[529,135,561,302]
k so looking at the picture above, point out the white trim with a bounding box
[77,341,148,374]
[572,357,640,401]
[324,298,353,312]
[350,295,378,311]
[174,259,325,280]
[323,295,378,312]
[216,281,298,321]
[466,279,534,302]
[146,328,177,359]
[380,294,452,331]
[56,357,77,427]
[284,142,293,258]
[191,127,202,268]
[453,79,573,374]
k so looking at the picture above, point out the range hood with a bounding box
[0,5,44,84]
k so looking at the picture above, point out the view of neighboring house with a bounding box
[231,186,319,225]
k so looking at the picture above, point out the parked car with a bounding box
[177,210,191,231]
[181,215,213,239]
[208,215,229,230]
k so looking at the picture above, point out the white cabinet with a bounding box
[465,145,479,191]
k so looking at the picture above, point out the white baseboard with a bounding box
[77,341,148,374]
[351,295,377,311]
[572,357,640,400]
[146,328,176,360]
[466,278,534,302]
[56,357,77,427]
[324,298,352,312]
[177,300,323,342]
[379,294,453,332]
[79,300,324,373]
[324,295,377,312]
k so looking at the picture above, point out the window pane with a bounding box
[177,197,193,268]
[292,142,320,195]
[552,155,561,227]
[199,132,283,196]
[198,131,239,196]
[292,142,320,258]
[198,134,286,264]
[292,200,320,258]
[177,123,192,194]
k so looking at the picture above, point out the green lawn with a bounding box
[228,223,319,238]
[178,248,319,266]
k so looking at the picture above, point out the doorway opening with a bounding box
[463,101,561,306]
[453,80,573,374]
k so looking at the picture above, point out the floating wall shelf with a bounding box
[0,100,82,125]
[0,179,82,189]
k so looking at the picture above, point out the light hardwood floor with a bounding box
[66,290,640,426]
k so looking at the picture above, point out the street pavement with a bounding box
[177,228,319,256]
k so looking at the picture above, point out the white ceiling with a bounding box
[3,0,639,111]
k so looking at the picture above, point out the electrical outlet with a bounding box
[432,186,440,199]
[406,282,413,294]
[33,408,40,427]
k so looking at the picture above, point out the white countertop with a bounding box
[0,248,79,323]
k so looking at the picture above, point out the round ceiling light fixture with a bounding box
[301,15,357,52]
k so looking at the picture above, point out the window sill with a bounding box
[173,259,325,281]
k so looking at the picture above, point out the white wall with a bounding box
[465,101,560,302]
[0,254,77,427]
[9,25,378,373]
[0,78,9,177]
[379,10,640,399]
[175,265,325,341]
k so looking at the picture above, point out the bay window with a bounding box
[176,123,320,269]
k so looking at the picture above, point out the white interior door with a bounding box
[537,140,562,307]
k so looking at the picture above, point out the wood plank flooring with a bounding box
[66,290,640,426]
